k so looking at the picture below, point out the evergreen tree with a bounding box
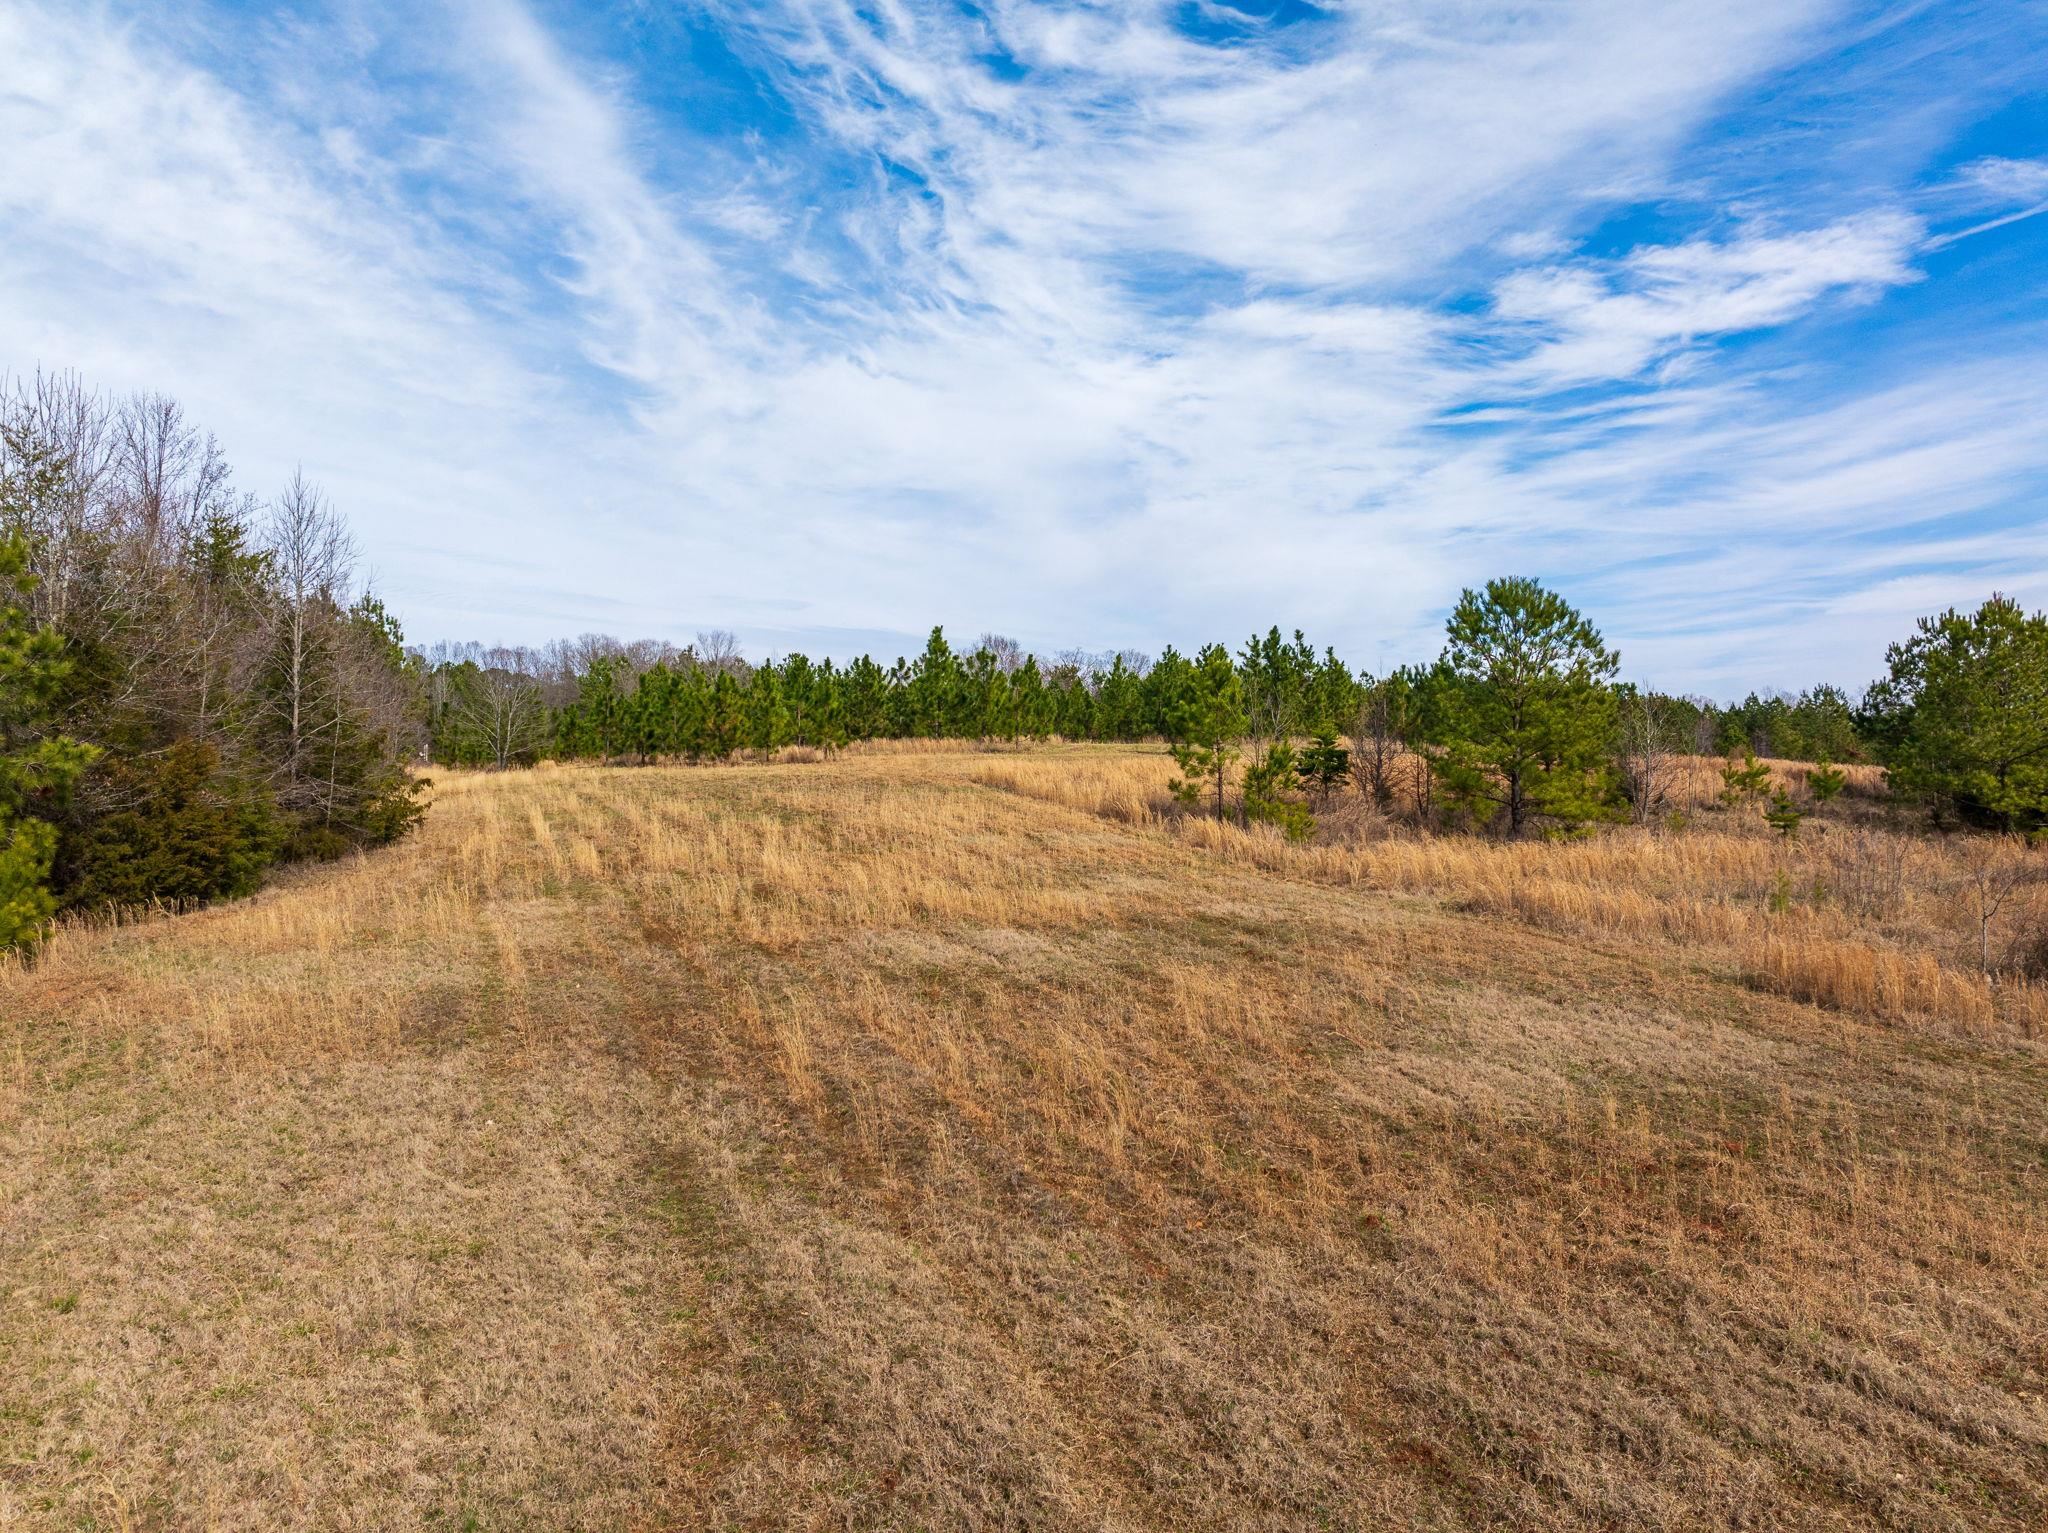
[1047,665,1093,740]
[1807,758,1847,803]
[1167,643,1247,824]
[810,658,850,754]
[570,655,627,760]
[1142,646,1195,738]
[1720,749,1771,806]
[1296,729,1351,804]
[1764,787,1804,839]
[842,656,891,741]
[1861,595,2048,831]
[780,654,816,745]
[1242,741,1314,841]
[0,534,99,947]
[906,627,960,737]
[963,647,1009,741]
[1012,656,1049,740]
[743,659,790,759]
[669,665,712,758]
[625,663,672,761]
[1309,646,1359,737]
[707,669,742,759]
[1093,655,1144,741]
[1789,684,1861,762]
[1237,626,1317,743]
[59,740,278,907]
[1427,577,1619,836]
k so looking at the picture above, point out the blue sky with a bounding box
[2,0,2045,692]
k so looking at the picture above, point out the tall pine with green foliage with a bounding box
[1861,595,2048,831]
[1168,644,1247,824]
[1427,577,1620,836]
[743,658,791,759]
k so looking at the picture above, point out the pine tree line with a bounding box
[424,625,1366,767]
[427,580,2048,840]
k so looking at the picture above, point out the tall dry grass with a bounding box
[4,749,2046,1530]
[977,749,2048,1037]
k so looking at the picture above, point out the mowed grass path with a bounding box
[3,749,2045,1530]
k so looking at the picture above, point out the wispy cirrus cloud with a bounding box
[0,0,2043,693]
[1956,155,2048,206]
[1491,212,1925,386]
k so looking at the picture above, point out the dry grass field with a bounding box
[4,745,2046,1530]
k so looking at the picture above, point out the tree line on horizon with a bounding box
[426,622,1866,774]
[426,584,2046,842]
[2,370,2043,951]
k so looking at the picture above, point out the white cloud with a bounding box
[1493,213,1924,385]
[1956,155,2048,206]
[0,0,2041,696]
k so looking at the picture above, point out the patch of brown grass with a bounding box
[3,749,2046,1530]
[981,748,2048,1037]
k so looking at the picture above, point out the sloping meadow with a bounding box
[1,750,2044,1529]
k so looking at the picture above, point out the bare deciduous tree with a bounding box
[1688,697,1719,757]
[1349,684,1406,811]
[263,471,356,792]
[976,633,1025,675]
[1618,691,1687,824]
[695,629,743,675]
[450,646,548,769]
[1959,836,2047,977]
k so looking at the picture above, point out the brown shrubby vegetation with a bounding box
[981,750,2048,1037]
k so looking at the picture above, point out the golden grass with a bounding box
[980,749,2048,1037]
[3,748,2046,1529]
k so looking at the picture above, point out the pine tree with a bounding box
[1012,656,1048,741]
[843,656,890,741]
[810,659,850,755]
[1310,647,1359,739]
[1243,741,1314,841]
[781,654,816,746]
[707,670,742,759]
[963,647,1008,742]
[1142,646,1195,738]
[1807,758,1847,803]
[1296,729,1351,804]
[906,627,960,737]
[1237,626,1317,744]
[571,656,627,761]
[1763,788,1805,839]
[1427,577,1620,835]
[743,660,791,760]
[1168,644,1247,824]
[671,666,713,758]
[1720,749,1771,806]
[1861,595,2048,831]
[0,534,98,948]
[1093,655,1143,741]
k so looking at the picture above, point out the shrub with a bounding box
[58,741,281,909]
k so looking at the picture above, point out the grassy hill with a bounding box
[4,747,2045,1529]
